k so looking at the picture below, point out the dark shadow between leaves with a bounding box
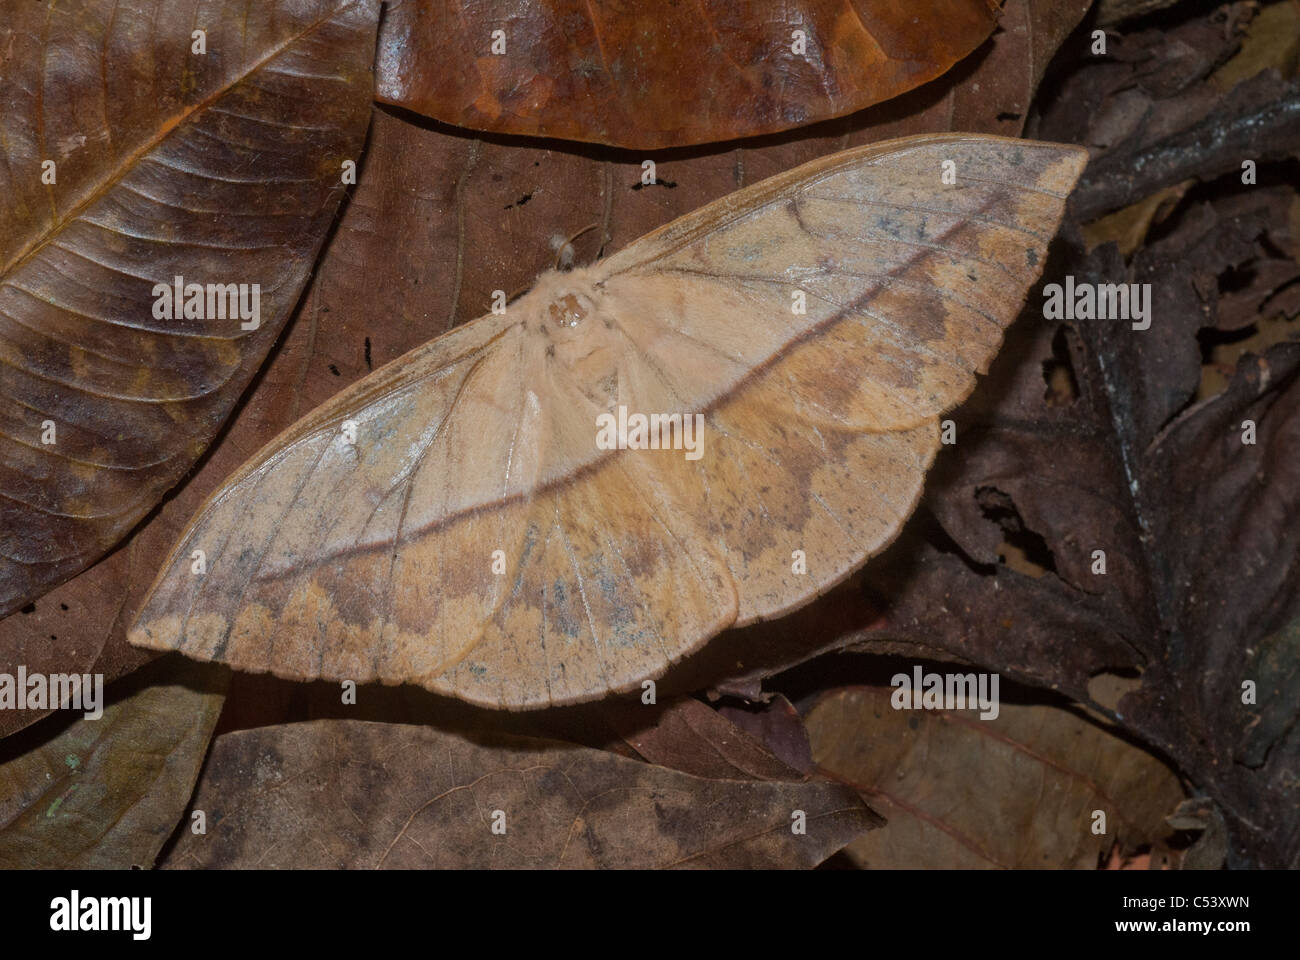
[0,654,228,768]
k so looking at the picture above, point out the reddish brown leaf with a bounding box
[0,0,380,617]
[374,0,1002,148]
[607,697,806,781]
[717,694,817,775]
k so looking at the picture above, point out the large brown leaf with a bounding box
[806,686,1185,868]
[161,718,874,868]
[0,656,226,869]
[374,0,1001,147]
[0,0,380,617]
[128,135,1086,708]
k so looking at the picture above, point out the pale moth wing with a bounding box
[129,134,1088,708]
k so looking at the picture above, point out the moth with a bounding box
[129,134,1087,709]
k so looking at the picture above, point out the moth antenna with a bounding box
[551,222,601,271]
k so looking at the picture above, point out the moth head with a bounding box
[531,267,602,343]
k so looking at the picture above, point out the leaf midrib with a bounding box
[0,0,359,284]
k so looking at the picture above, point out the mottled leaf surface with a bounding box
[806,686,1185,868]
[162,718,874,868]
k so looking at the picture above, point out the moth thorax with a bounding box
[548,292,590,329]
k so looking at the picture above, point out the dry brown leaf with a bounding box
[948,0,1094,133]
[0,0,380,617]
[607,696,805,781]
[818,0,1093,142]
[717,694,817,775]
[374,0,1001,148]
[0,656,226,869]
[806,686,1187,868]
[162,718,876,868]
[128,135,1086,709]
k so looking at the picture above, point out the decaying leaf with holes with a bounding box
[0,0,380,616]
[128,134,1087,709]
